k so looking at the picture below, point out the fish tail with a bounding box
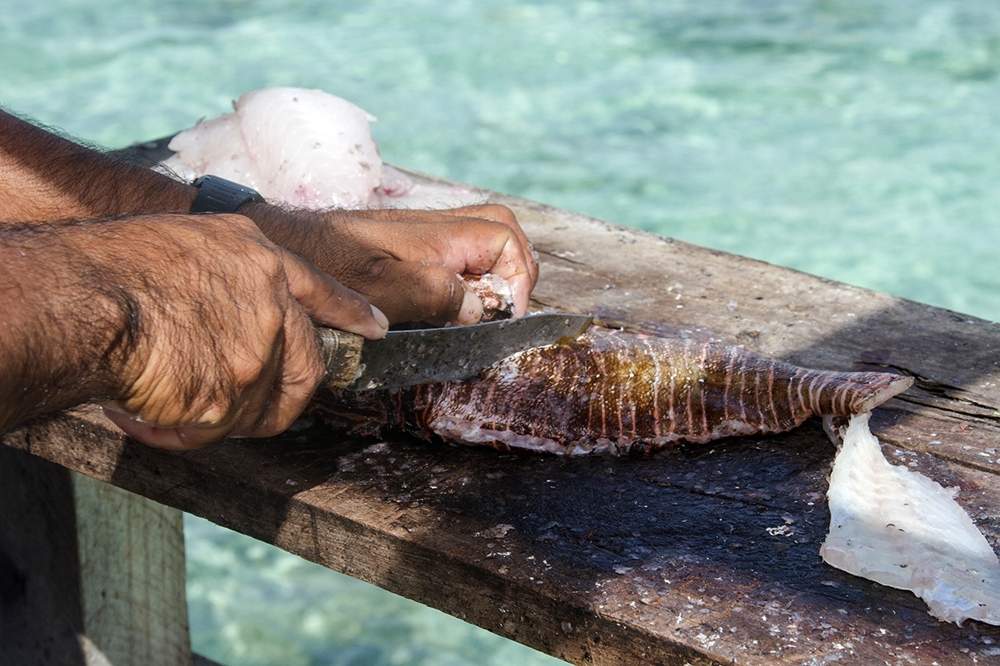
[796,369,913,417]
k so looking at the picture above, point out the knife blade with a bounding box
[318,313,592,391]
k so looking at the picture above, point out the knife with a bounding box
[318,313,592,391]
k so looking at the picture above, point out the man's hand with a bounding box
[0,109,542,448]
[248,204,539,326]
[0,213,387,450]
[2,110,538,327]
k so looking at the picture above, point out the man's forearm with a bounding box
[0,222,134,429]
[0,109,197,223]
[0,213,389,448]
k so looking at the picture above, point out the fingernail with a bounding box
[100,400,128,415]
[100,401,147,422]
[456,288,484,325]
[371,304,389,330]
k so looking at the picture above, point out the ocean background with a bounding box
[3,1,999,664]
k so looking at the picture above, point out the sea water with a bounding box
[3,1,999,664]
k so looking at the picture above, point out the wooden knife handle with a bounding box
[316,327,365,389]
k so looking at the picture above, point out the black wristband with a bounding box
[190,175,266,214]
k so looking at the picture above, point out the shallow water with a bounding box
[4,1,999,664]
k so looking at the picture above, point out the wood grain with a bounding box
[0,446,85,665]
[5,175,1000,665]
[73,473,190,666]
[0,445,192,666]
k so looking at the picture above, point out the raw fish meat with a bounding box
[166,87,384,208]
[164,87,482,210]
[163,111,261,188]
[464,273,516,321]
[821,413,1000,625]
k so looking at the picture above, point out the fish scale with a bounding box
[312,327,914,455]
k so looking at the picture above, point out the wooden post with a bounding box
[0,445,85,664]
[1,446,192,666]
[72,472,191,666]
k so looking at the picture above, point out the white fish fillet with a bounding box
[821,413,1000,625]
[162,111,263,187]
[165,87,384,208]
[164,87,482,210]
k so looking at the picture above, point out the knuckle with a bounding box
[338,252,390,288]
[359,255,391,282]
[252,245,286,276]
[437,274,466,316]
[420,262,460,292]
[404,264,464,321]
[227,359,266,392]
[216,213,258,232]
[477,203,518,226]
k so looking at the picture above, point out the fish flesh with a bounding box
[822,413,1000,625]
[464,273,516,321]
[163,87,483,210]
[165,87,384,208]
[312,327,913,455]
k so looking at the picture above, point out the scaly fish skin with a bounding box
[313,327,913,455]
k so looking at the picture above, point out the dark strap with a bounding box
[190,175,265,213]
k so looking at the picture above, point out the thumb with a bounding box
[279,248,389,339]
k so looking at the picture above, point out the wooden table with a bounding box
[4,175,1000,665]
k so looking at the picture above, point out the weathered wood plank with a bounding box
[7,404,1000,665]
[0,446,86,665]
[73,473,191,666]
[3,410,723,665]
[5,184,1000,664]
[0,445,192,666]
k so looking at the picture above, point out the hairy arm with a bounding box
[0,214,386,449]
[0,109,197,223]
[0,222,135,427]
[0,108,538,327]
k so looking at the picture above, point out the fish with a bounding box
[163,87,483,210]
[311,327,913,455]
[165,87,385,208]
[164,88,911,455]
[822,413,1000,626]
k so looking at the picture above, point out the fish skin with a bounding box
[312,327,913,455]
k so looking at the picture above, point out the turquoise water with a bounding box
[184,514,553,666]
[4,1,1000,663]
